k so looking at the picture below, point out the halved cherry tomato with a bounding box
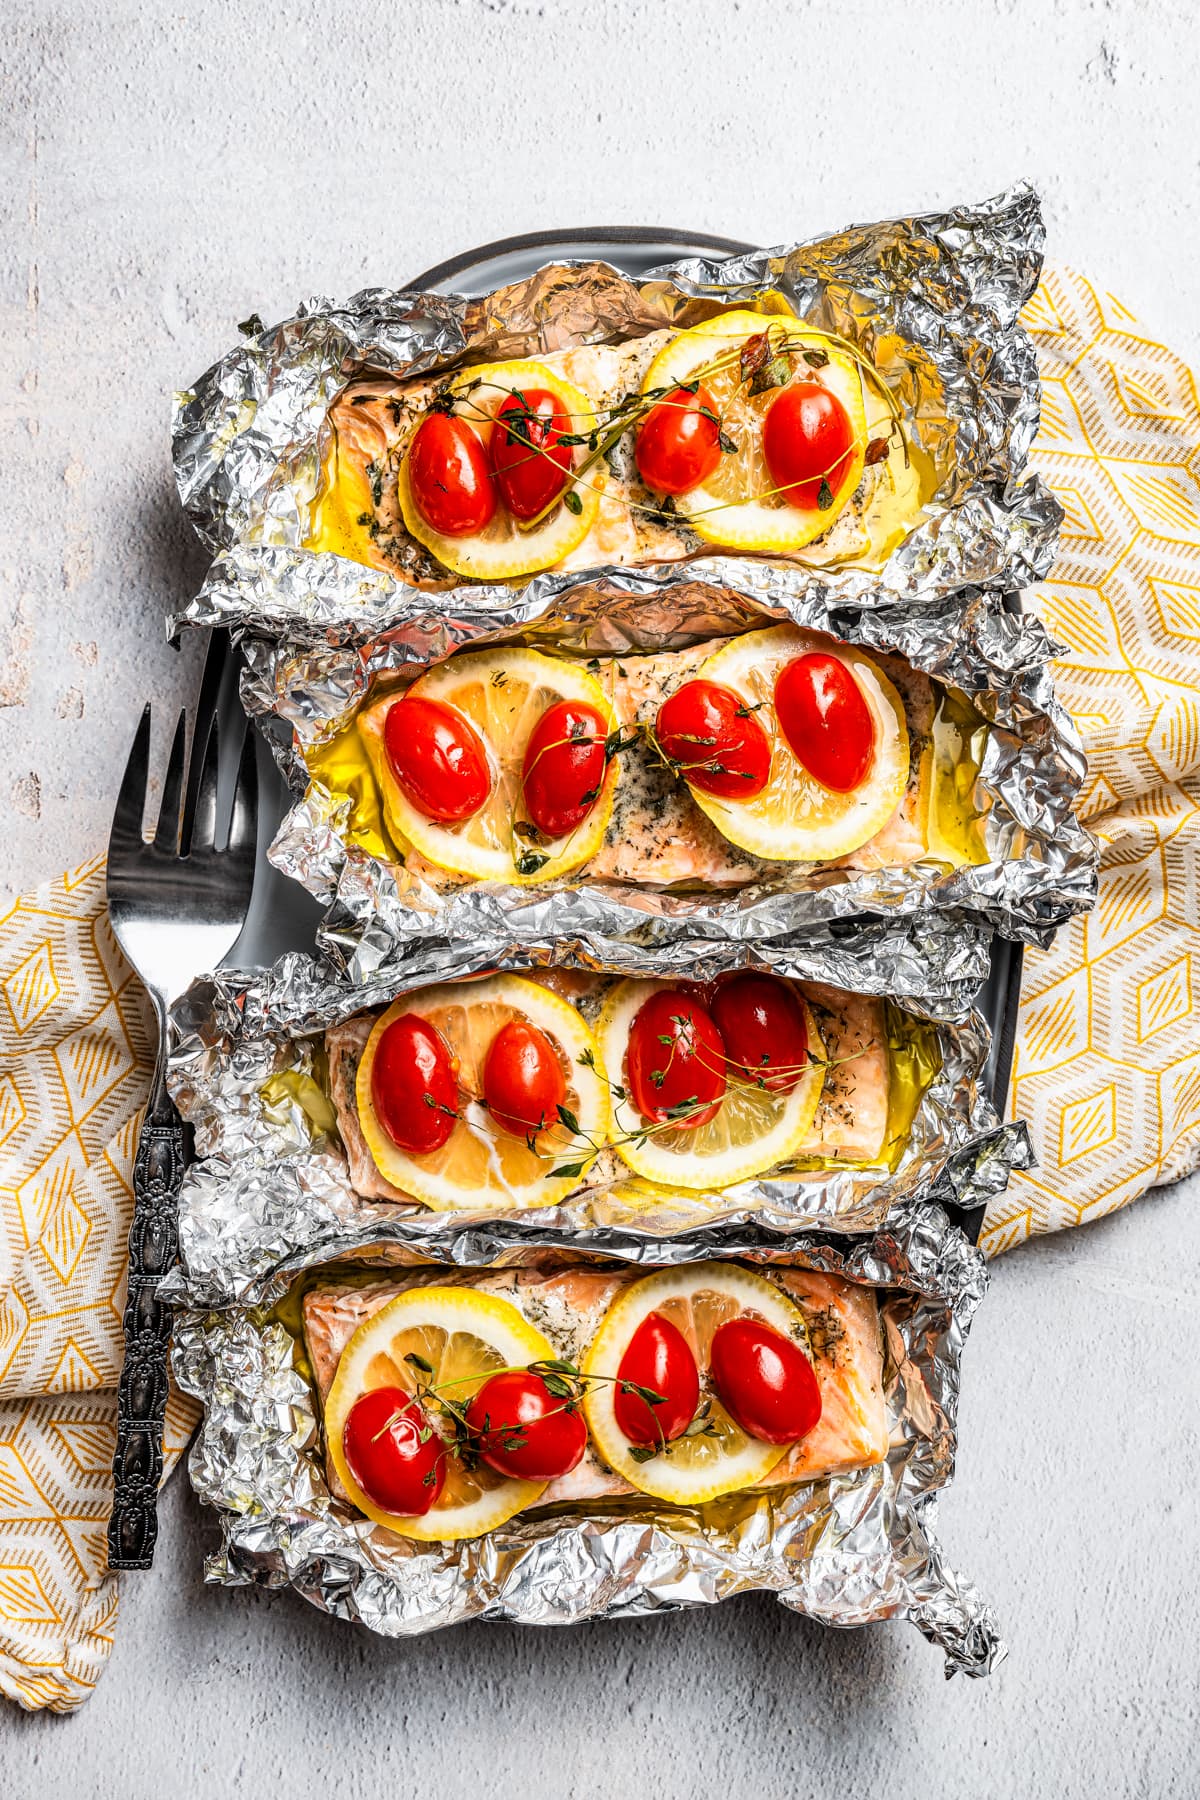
[655,678,771,799]
[761,381,855,511]
[626,988,726,1130]
[490,388,574,521]
[482,1019,566,1141]
[613,1311,701,1446]
[711,973,810,1094]
[466,1370,587,1480]
[342,1386,445,1515]
[773,652,876,793]
[407,411,497,537]
[384,694,492,823]
[635,382,724,496]
[371,1013,460,1154]
[522,700,608,839]
[709,1317,822,1445]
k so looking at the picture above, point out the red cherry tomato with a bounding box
[482,1019,566,1141]
[709,1317,822,1445]
[612,1311,701,1446]
[407,411,497,537]
[466,1370,587,1480]
[626,987,727,1131]
[342,1386,445,1515]
[490,388,574,521]
[521,700,609,839]
[635,382,724,496]
[711,973,810,1094]
[370,1013,460,1155]
[655,678,771,799]
[384,694,492,823]
[761,381,855,511]
[773,652,875,793]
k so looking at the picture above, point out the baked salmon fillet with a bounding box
[310,331,903,586]
[325,974,892,1206]
[356,636,933,892]
[303,1264,889,1512]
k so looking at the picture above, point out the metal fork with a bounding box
[106,640,258,1570]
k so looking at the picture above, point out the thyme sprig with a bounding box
[380,1351,713,1480]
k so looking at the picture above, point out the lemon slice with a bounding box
[397,358,602,579]
[582,1263,810,1503]
[595,978,824,1190]
[685,625,910,862]
[639,309,869,552]
[356,973,612,1211]
[359,647,619,884]
[325,1286,556,1542]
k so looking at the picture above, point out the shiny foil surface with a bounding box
[251,580,1093,997]
[161,954,1028,1311]
[170,1204,1001,1677]
[173,184,1057,605]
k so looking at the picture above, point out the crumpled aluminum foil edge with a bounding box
[170,1202,1002,1677]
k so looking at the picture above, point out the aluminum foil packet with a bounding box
[170,1203,1002,1677]
[172,184,1057,615]
[239,579,1093,998]
[161,948,1029,1311]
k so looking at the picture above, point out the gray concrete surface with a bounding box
[3,1,1199,1795]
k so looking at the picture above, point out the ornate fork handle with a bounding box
[107,1030,188,1571]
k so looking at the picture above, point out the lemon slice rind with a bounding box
[362,646,619,884]
[595,978,825,1191]
[356,973,612,1212]
[325,1286,555,1542]
[582,1262,808,1503]
[689,625,910,863]
[640,310,868,553]
[398,358,602,579]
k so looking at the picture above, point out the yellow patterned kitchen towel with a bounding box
[983,270,1200,1252]
[0,854,197,1713]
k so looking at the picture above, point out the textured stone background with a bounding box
[2,1,1199,1794]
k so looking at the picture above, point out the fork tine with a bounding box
[152,710,188,853]
[227,725,259,856]
[181,630,230,853]
[188,714,220,854]
[108,704,151,858]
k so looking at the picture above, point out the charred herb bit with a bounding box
[563,489,583,516]
[237,312,265,338]
[491,669,508,688]
[817,479,834,511]
[356,512,373,527]
[426,386,458,416]
[864,436,891,466]
[802,347,830,369]
[646,493,678,528]
[388,397,405,427]
[805,1306,845,1365]
[718,429,739,456]
[516,849,550,876]
[405,1352,435,1375]
[740,329,792,396]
